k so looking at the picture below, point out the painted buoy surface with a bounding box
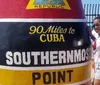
[0,0,91,85]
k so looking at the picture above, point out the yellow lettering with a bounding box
[53,34,59,42]
[29,26,36,34]
[43,26,54,33]
[40,34,65,43]
[26,0,71,10]
[37,26,44,34]
[47,34,52,42]
[40,34,46,42]
[59,34,65,42]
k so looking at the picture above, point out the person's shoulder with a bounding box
[92,29,96,34]
[92,30,99,39]
[94,37,100,51]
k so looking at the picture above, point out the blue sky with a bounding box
[81,0,100,4]
[81,0,100,28]
[81,0,100,14]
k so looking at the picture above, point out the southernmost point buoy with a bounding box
[0,0,91,85]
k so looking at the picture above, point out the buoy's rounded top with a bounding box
[0,0,85,19]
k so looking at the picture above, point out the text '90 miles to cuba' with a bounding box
[29,25,75,43]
